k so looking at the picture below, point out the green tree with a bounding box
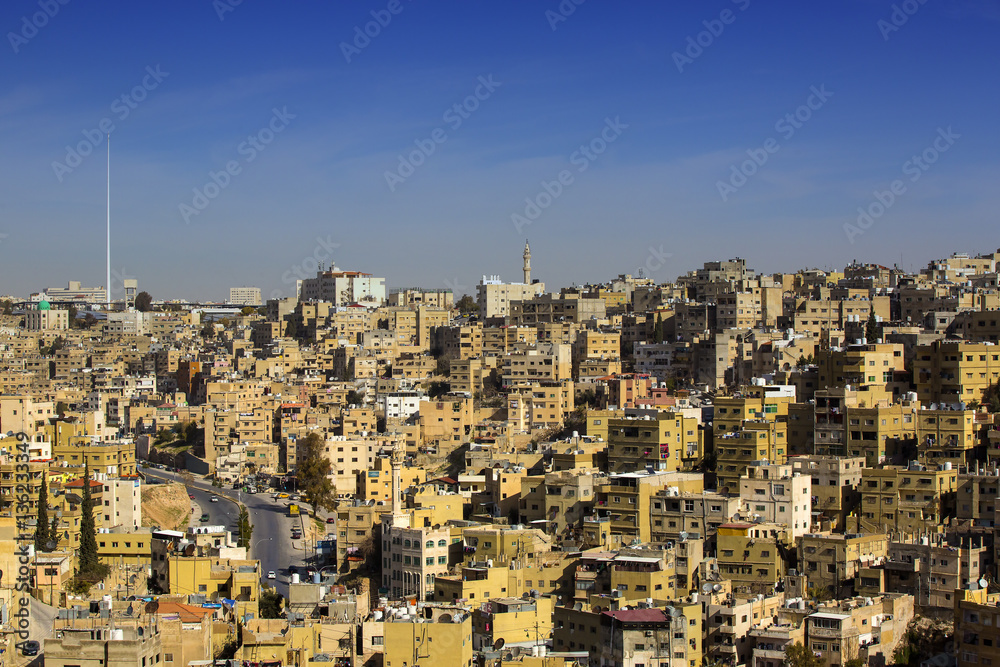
[428,381,450,399]
[784,642,823,667]
[236,506,253,548]
[134,291,153,312]
[200,322,216,339]
[50,514,60,549]
[56,401,68,415]
[284,318,299,339]
[435,352,452,377]
[653,312,664,343]
[297,432,335,518]
[0,299,12,315]
[456,294,477,316]
[240,306,257,316]
[865,308,880,343]
[259,588,284,618]
[34,474,49,553]
[78,462,102,575]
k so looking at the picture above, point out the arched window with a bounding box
[426,540,434,548]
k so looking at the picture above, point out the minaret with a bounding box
[523,240,531,284]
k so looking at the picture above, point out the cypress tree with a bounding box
[34,473,49,553]
[50,514,60,550]
[78,461,99,574]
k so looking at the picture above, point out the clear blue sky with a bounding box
[2,0,998,301]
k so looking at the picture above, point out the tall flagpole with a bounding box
[107,134,111,308]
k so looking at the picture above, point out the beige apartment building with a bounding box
[914,340,1000,405]
[790,455,864,531]
[738,462,812,538]
[477,275,544,319]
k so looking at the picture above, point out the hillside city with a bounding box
[5,243,1000,667]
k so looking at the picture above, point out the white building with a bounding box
[228,287,262,306]
[738,461,811,539]
[300,267,386,306]
[380,392,423,422]
[100,477,142,530]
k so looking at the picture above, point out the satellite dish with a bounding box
[701,583,712,595]
[124,605,134,616]
[144,601,159,614]
[713,584,723,592]
[493,638,505,651]
[679,531,688,541]
[981,578,989,589]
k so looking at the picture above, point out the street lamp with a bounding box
[251,538,272,559]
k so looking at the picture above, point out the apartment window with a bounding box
[372,636,384,646]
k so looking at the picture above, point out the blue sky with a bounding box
[2,0,998,302]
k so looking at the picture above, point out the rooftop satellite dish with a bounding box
[493,638,505,651]
[144,601,159,614]
[679,531,688,541]
[701,583,712,595]
[124,605,134,616]
[574,602,583,611]
[981,578,989,589]
[713,584,723,592]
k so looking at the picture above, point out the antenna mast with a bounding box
[106,134,111,308]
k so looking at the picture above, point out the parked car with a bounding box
[267,571,276,580]
[21,640,40,656]
[326,517,335,524]
[210,496,219,503]
[199,514,210,522]
[189,494,195,499]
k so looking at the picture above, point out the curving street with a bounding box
[138,465,334,598]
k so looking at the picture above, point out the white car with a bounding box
[267,571,276,580]
[210,496,219,502]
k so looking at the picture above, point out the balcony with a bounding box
[719,625,737,635]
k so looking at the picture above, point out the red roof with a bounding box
[602,609,668,623]
[154,601,216,622]
[66,479,103,488]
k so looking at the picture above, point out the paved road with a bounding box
[138,466,334,598]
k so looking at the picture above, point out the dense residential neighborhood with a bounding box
[2,246,1000,666]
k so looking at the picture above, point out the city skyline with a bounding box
[2,1,998,300]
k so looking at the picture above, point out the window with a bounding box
[372,636,384,646]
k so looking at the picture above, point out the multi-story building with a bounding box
[592,605,702,667]
[790,455,864,531]
[853,463,959,535]
[738,461,812,538]
[605,410,702,474]
[714,384,795,491]
[228,286,262,306]
[716,521,789,596]
[798,532,889,599]
[954,587,1000,667]
[477,275,545,320]
[648,490,741,550]
[594,470,704,546]
[45,618,163,667]
[299,266,386,306]
[804,594,914,667]
[914,340,1000,406]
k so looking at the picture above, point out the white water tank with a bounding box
[291,573,300,584]
[943,462,953,470]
